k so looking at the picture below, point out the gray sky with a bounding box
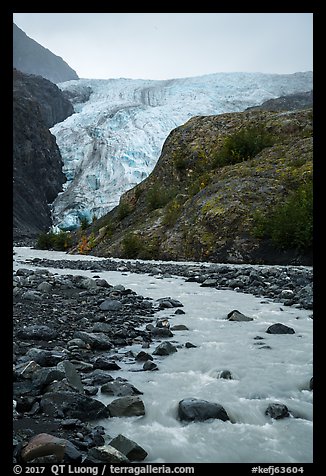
[13,13,313,80]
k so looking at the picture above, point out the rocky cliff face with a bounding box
[13,23,79,84]
[76,108,313,265]
[13,70,74,240]
[246,90,313,112]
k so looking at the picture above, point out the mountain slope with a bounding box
[13,70,74,240]
[75,108,313,265]
[51,71,313,231]
[13,23,79,84]
[246,90,313,112]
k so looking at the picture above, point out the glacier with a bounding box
[50,71,313,231]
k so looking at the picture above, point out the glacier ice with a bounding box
[50,72,313,230]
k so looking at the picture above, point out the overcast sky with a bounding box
[12,13,313,80]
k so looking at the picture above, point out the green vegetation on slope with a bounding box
[38,109,313,265]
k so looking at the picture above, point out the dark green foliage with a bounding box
[253,181,313,250]
[121,233,143,258]
[121,232,160,259]
[79,216,89,230]
[36,230,72,251]
[213,126,275,167]
[117,202,133,220]
[163,200,182,227]
[147,184,177,211]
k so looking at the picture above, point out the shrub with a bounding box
[147,184,177,211]
[79,216,89,230]
[163,200,182,227]
[213,126,274,167]
[117,202,133,220]
[36,230,72,251]
[252,181,313,250]
[77,233,96,254]
[121,233,143,258]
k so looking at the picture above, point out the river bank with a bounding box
[12,248,313,463]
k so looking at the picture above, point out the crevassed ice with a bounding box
[50,72,313,231]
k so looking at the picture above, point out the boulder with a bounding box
[87,445,128,463]
[17,325,58,340]
[109,434,148,461]
[99,299,123,311]
[153,342,177,356]
[227,310,253,322]
[21,433,66,462]
[265,403,290,419]
[73,331,112,350]
[40,391,109,420]
[101,381,143,396]
[266,323,295,334]
[178,398,230,422]
[151,327,174,338]
[107,396,145,417]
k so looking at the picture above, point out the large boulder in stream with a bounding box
[178,398,230,422]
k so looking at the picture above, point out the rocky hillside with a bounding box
[72,107,313,265]
[13,23,79,84]
[13,69,74,241]
[246,90,313,112]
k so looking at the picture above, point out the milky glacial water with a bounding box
[13,248,313,463]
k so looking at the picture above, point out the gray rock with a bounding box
[82,369,114,386]
[185,342,197,348]
[178,398,230,422]
[175,309,186,315]
[40,391,109,420]
[37,281,53,293]
[32,367,65,389]
[200,279,218,287]
[265,403,290,419]
[57,361,84,393]
[171,324,189,331]
[153,341,177,356]
[99,299,123,311]
[109,434,148,461]
[87,445,128,463]
[75,276,98,290]
[16,360,41,379]
[143,361,158,371]
[101,381,143,396]
[217,370,233,380]
[135,351,153,362]
[227,310,253,322]
[107,396,145,417]
[24,348,66,366]
[157,297,183,308]
[73,331,112,350]
[151,327,173,338]
[266,323,295,334]
[93,358,121,371]
[17,325,58,340]
[22,290,42,301]
[95,278,111,288]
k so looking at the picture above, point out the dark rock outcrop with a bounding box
[13,69,73,240]
[246,90,313,112]
[13,23,79,83]
[13,68,74,128]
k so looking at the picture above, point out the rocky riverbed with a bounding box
[12,252,313,463]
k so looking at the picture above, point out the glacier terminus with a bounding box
[50,71,313,231]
